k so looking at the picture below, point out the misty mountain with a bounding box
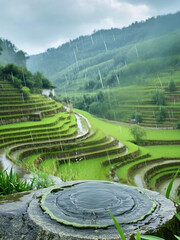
[27,11,180,91]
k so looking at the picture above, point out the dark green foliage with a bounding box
[2,63,20,77]
[85,80,96,90]
[131,111,142,123]
[0,168,34,195]
[106,72,119,87]
[1,63,52,93]
[156,106,167,123]
[168,79,176,92]
[12,76,23,89]
[73,91,105,116]
[130,125,146,144]
[14,50,28,66]
[0,39,28,66]
[97,91,104,102]
[49,91,53,98]
[152,90,166,105]
[33,71,43,90]
[42,76,52,89]
[89,102,100,115]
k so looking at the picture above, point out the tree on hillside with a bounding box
[85,80,96,90]
[33,72,43,90]
[168,79,176,92]
[13,77,23,90]
[96,91,104,102]
[156,106,167,122]
[15,50,28,66]
[152,89,166,105]
[1,63,53,94]
[21,86,30,100]
[131,111,142,123]
[130,125,146,144]
[0,39,27,66]
[2,64,19,78]
[89,102,100,115]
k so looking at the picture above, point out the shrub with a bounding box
[130,125,146,144]
[89,102,100,115]
[13,76,23,90]
[32,170,55,190]
[21,86,30,100]
[156,106,167,123]
[152,90,166,105]
[131,111,142,123]
[168,79,176,92]
[0,168,55,196]
[0,168,34,195]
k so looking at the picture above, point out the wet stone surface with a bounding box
[41,182,156,227]
[0,181,179,240]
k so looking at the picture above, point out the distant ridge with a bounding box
[27,11,180,80]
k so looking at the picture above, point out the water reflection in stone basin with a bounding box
[41,181,156,228]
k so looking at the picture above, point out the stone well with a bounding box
[0,181,179,240]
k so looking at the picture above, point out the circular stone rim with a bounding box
[40,181,157,229]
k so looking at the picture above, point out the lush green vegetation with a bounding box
[0,168,34,195]
[27,12,180,81]
[69,68,180,128]
[0,11,179,238]
[0,39,27,67]
[1,84,178,200]
[0,63,53,93]
[0,168,55,196]
[25,12,180,129]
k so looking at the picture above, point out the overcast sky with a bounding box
[0,0,179,55]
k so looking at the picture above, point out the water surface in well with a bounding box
[41,181,156,227]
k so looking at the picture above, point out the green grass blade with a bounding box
[174,212,180,221]
[166,168,179,199]
[108,209,126,240]
[141,235,165,240]
[136,229,141,240]
[174,235,180,240]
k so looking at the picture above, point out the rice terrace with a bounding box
[0,4,180,240]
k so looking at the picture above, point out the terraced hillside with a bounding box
[0,80,63,125]
[27,13,180,129]
[0,82,130,183]
[102,70,180,128]
[0,82,179,203]
[71,110,180,202]
[67,69,180,128]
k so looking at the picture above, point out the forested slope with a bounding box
[27,12,180,89]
